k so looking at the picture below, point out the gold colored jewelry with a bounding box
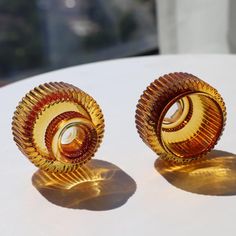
[135,72,226,163]
[12,82,104,172]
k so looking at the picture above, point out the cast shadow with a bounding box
[155,150,236,196]
[32,159,136,210]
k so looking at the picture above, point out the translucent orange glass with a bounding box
[12,82,104,172]
[135,72,226,163]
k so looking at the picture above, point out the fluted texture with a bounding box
[135,72,226,163]
[12,82,105,172]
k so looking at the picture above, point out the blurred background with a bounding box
[0,0,235,86]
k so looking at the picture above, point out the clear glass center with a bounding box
[61,126,78,145]
[163,101,183,124]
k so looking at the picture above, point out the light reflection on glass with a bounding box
[155,150,236,196]
[32,159,136,210]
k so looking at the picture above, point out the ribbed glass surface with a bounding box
[12,82,104,172]
[135,72,226,163]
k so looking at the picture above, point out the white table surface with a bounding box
[1,55,236,236]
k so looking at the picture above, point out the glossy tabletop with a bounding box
[1,55,236,236]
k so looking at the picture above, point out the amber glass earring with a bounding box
[12,82,104,172]
[135,72,226,163]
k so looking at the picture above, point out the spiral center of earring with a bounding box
[163,101,183,124]
[61,126,79,145]
[162,97,191,131]
[59,122,89,159]
[45,111,98,164]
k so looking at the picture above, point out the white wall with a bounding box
[157,0,230,54]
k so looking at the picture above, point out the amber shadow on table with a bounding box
[32,159,136,210]
[155,150,236,196]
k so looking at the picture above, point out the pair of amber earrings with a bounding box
[12,72,226,172]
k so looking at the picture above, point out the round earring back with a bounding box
[135,72,226,163]
[12,82,105,172]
